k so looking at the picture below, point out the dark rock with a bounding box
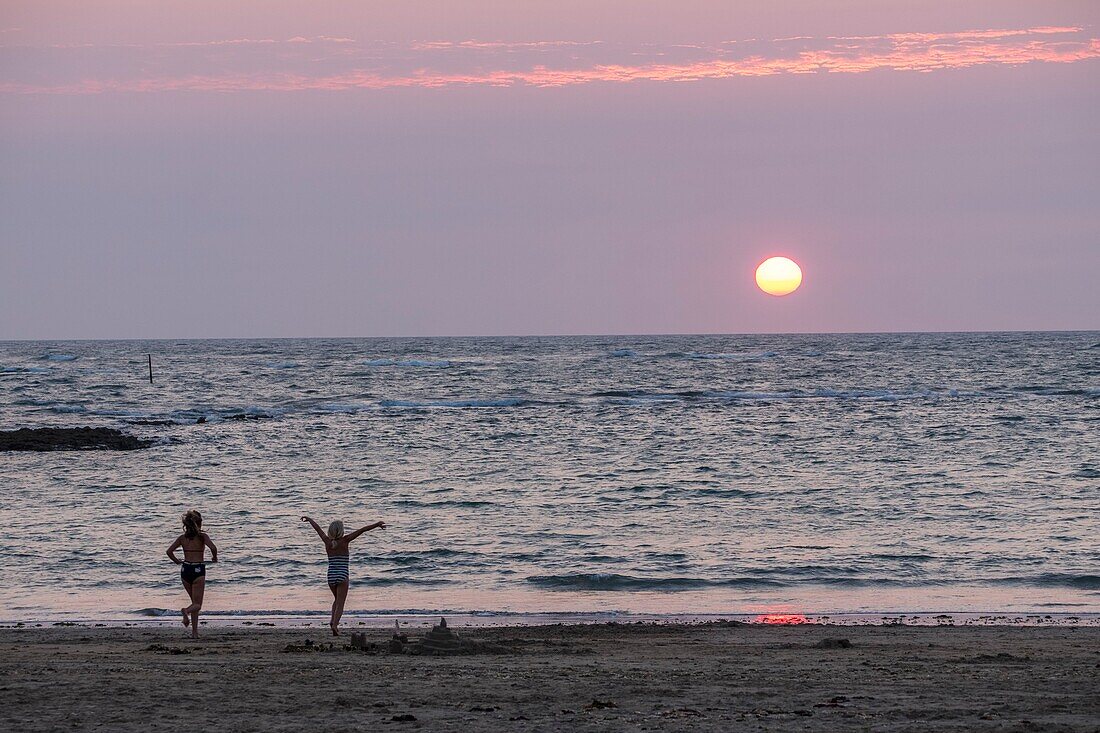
[813,638,852,649]
[0,427,153,452]
[391,714,417,722]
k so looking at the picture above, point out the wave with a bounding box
[380,398,528,408]
[526,573,787,590]
[684,351,777,361]
[165,406,282,423]
[590,388,938,403]
[608,349,637,358]
[995,574,1100,590]
[264,361,299,369]
[132,603,514,616]
[363,358,452,368]
[1,365,52,374]
[527,572,1100,592]
[41,354,78,362]
[49,403,88,413]
[314,402,372,414]
[1009,386,1096,397]
[221,406,282,421]
[393,498,496,509]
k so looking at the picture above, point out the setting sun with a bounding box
[755,256,803,296]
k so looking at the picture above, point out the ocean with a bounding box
[0,332,1097,622]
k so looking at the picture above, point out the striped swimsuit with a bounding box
[327,555,350,586]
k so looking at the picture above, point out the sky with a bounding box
[1,1,1098,338]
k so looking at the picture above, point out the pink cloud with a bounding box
[2,26,1096,95]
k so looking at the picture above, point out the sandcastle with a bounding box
[417,617,462,652]
[349,617,506,655]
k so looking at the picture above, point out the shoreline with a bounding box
[3,622,1098,731]
[4,609,1099,629]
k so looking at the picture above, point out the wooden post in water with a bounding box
[147,354,153,384]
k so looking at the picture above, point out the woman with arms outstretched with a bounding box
[166,509,218,638]
[301,515,386,636]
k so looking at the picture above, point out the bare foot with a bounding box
[330,623,340,637]
[181,608,190,627]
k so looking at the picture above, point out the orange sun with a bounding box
[755,256,803,296]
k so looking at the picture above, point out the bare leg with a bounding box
[184,577,205,638]
[330,581,349,636]
[327,581,336,633]
[181,579,193,627]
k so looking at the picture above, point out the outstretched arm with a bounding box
[301,516,329,543]
[166,535,183,564]
[345,521,387,543]
[203,533,218,563]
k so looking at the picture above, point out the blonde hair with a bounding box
[182,509,202,539]
[327,520,344,543]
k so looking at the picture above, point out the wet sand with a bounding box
[1,623,1098,731]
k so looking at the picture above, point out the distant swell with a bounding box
[526,573,1100,591]
[364,358,452,368]
[526,573,787,590]
[380,398,528,408]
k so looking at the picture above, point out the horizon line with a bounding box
[2,327,1097,343]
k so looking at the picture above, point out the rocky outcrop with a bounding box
[0,427,153,451]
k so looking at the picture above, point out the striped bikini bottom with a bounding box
[327,555,350,586]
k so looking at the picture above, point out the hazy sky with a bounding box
[1,1,1098,338]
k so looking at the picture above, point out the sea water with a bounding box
[0,332,1097,621]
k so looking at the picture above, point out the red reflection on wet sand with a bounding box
[755,613,808,625]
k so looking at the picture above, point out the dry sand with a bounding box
[1,622,1098,731]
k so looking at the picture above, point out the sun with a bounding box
[755,256,802,296]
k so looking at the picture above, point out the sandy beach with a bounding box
[2,622,1097,732]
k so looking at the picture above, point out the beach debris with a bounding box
[813,696,849,708]
[0,427,153,452]
[282,638,337,653]
[468,705,498,712]
[391,620,409,649]
[658,707,705,718]
[813,637,852,649]
[391,714,417,722]
[585,699,618,711]
[144,643,191,655]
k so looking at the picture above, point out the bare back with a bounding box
[180,532,211,562]
[325,537,351,558]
